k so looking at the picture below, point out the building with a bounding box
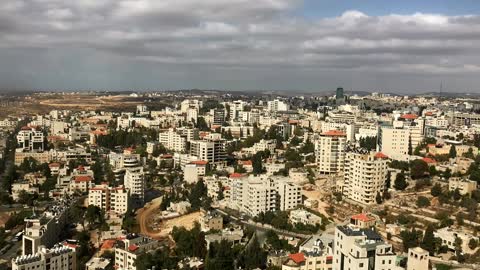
[199,210,223,232]
[17,127,44,152]
[289,209,322,226]
[267,99,289,112]
[333,225,397,270]
[205,227,244,248]
[315,130,347,174]
[229,175,302,217]
[13,243,76,270]
[379,126,410,159]
[124,167,145,208]
[86,257,111,270]
[350,213,376,229]
[434,227,479,254]
[190,133,226,167]
[88,184,130,216]
[213,108,226,125]
[343,150,389,205]
[23,199,73,255]
[448,178,477,195]
[158,128,193,153]
[114,234,159,270]
[183,161,208,184]
[276,180,302,211]
[407,247,429,270]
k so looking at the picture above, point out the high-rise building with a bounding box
[267,99,289,112]
[22,199,72,255]
[333,225,397,270]
[190,133,226,167]
[124,167,145,208]
[13,243,77,270]
[213,108,226,125]
[228,175,302,217]
[88,184,130,216]
[315,130,347,174]
[17,127,45,152]
[158,127,198,153]
[114,234,159,270]
[343,149,389,205]
[336,87,344,100]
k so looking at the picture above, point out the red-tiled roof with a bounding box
[190,160,208,165]
[128,244,139,252]
[400,114,418,120]
[161,154,173,158]
[230,173,245,178]
[288,120,299,124]
[322,130,346,136]
[49,162,61,168]
[351,213,375,222]
[288,253,305,264]
[74,175,93,182]
[101,240,116,249]
[374,152,388,159]
[422,157,436,164]
[239,160,252,166]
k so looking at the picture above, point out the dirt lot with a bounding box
[136,197,201,239]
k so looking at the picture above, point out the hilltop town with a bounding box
[0,89,479,270]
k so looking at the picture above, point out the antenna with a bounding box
[439,82,443,98]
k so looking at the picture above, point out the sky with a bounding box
[1,0,480,93]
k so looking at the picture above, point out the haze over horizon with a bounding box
[1,0,480,93]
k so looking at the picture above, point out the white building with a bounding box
[343,150,389,205]
[183,161,208,184]
[88,184,130,216]
[289,209,322,226]
[12,243,76,270]
[315,130,347,174]
[448,178,477,196]
[229,175,302,217]
[124,167,145,208]
[267,99,289,112]
[114,234,159,270]
[190,133,226,167]
[407,247,429,270]
[17,127,45,152]
[333,225,397,270]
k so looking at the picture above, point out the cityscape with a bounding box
[1,1,480,270]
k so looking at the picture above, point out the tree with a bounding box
[449,145,457,159]
[421,224,436,255]
[239,234,267,269]
[376,192,383,204]
[205,240,235,270]
[452,188,462,201]
[468,238,478,250]
[410,159,429,179]
[394,171,408,190]
[400,228,421,251]
[359,136,377,151]
[456,212,465,226]
[385,171,391,189]
[431,184,442,197]
[416,196,430,208]
[252,153,264,175]
[85,205,103,227]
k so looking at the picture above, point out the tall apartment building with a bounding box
[13,243,76,270]
[333,225,397,270]
[229,175,302,217]
[267,99,289,112]
[212,108,226,125]
[23,199,72,255]
[88,184,130,216]
[229,100,245,121]
[380,121,424,160]
[190,133,226,167]
[158,128,198,153]
[276,180,302,211]
[17,127,44,152]
[343,149,389,205]
[114,234,159,270]
[315,130,347,174]
[124,167,145,209]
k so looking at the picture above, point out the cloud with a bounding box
[0,0,479,91]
